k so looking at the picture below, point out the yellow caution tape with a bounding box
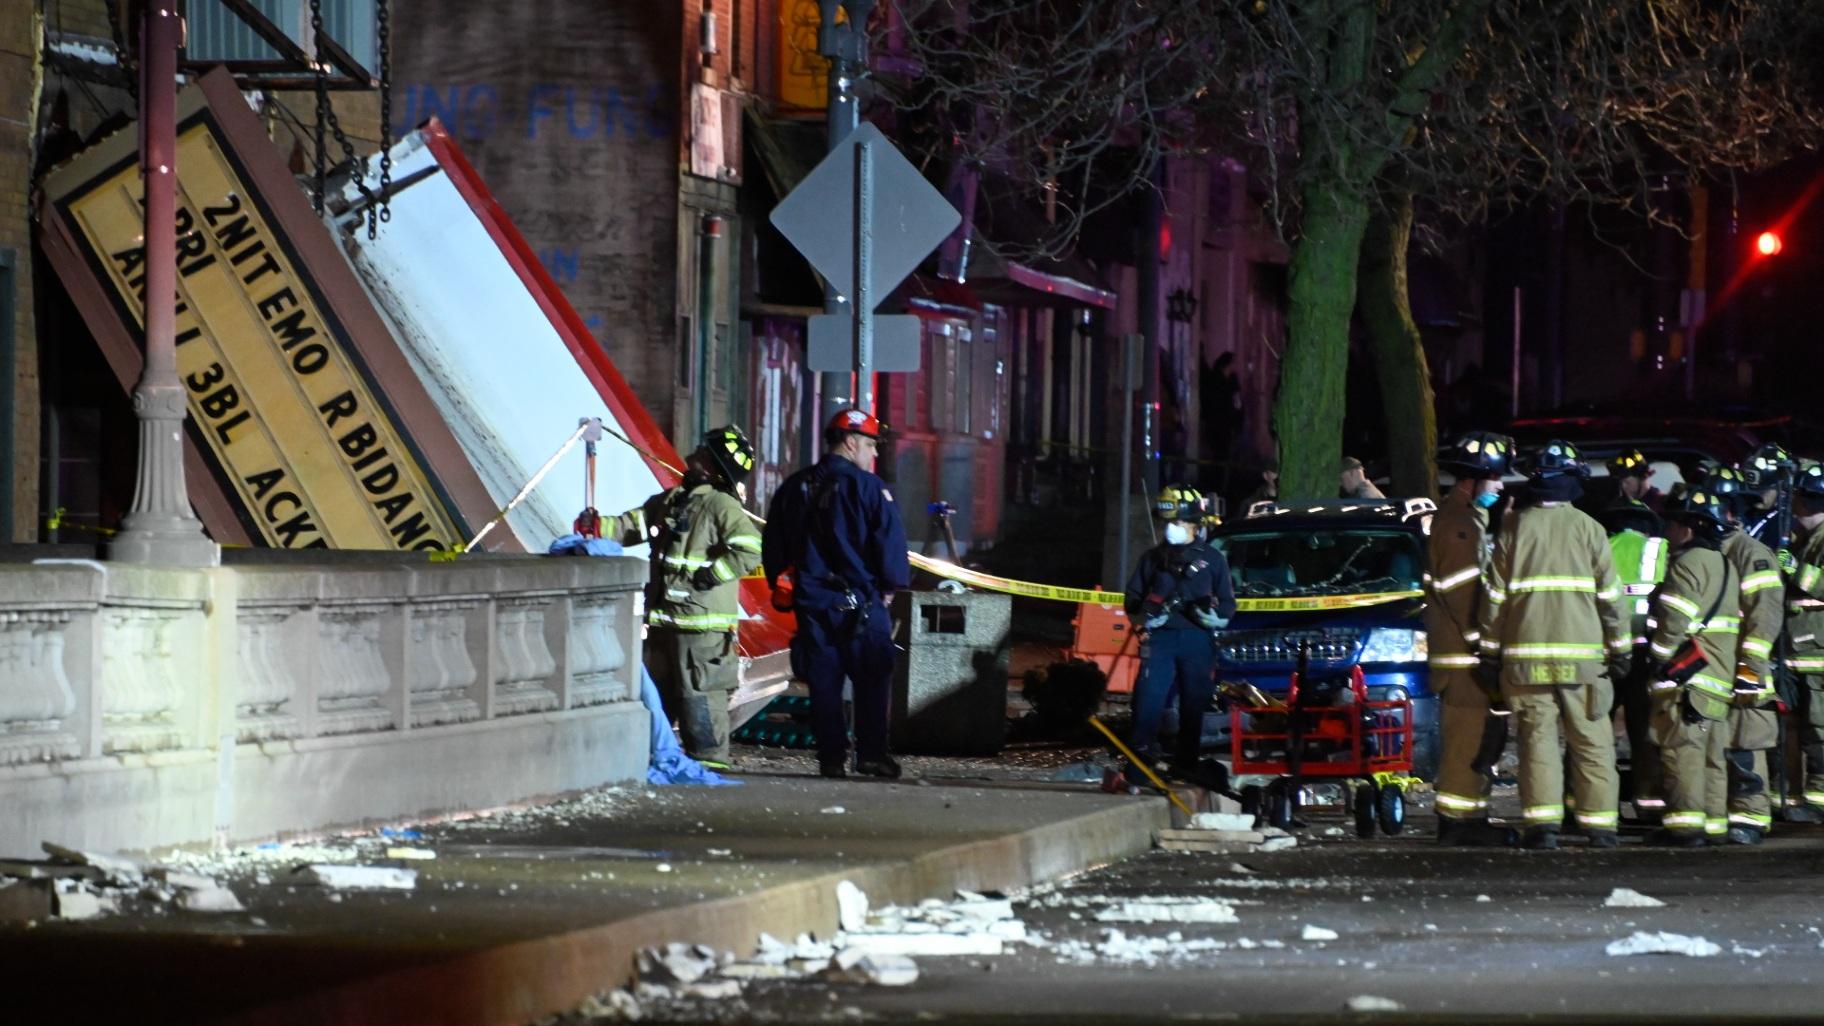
[596,426,1418,613]
[906,551,1420,612]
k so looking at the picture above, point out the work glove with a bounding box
[1472,659,1509,714]
[1187,606,1227,631]
[1606,651,1634,684]
[1141,613,1171,631]
[1679,690,1706,725]
[1779,548,1798,576]
[690,567,723,592]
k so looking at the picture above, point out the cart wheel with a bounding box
[1267,781,1296,831]
[1353,783,1377,838]
[1377,782,1406,836]
[1240,784,1264,821]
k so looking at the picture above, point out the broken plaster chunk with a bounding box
[826,949,919,986]
[837,932,1003,957]
[175,883,246,913]
[1604,931,1720,957]
[1301,924,1340,942]
[636,942,721,984]
[41,843,144,884]
[1603,887,1666,909]
[1096,899,1239,925]
[820,806,848,815]
[1258,836,1298,852]
[837,880,870,933]
[51,883,119,921]
[1189,812,1255,832]
[1345,995,1405,1012]
[385,847,437,861]
[681,978,744,1000]
[295,864,417,891]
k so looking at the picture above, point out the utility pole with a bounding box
[109,1,219,567]
[816,0,873,423]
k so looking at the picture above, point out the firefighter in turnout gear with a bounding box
[1703,469,1786,844]
[761,409,911,780]
[1428,432,1520,847]
[1785,462,1824,814]
[1741,442,1797,548]
[1644,486,1742,846]
[1599,491,1669,817]
[1120,485,1237,786]
[608,425,762,766]
[1477,440,1629,849]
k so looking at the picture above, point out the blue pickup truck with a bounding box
[1204,498,1441,781]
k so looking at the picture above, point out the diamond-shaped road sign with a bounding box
[770,123,961,308]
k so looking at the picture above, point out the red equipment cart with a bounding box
[1229,659,1418,838]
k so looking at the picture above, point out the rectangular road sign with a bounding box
[808,313,920,372]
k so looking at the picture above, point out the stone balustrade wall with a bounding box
[0,553,650,857]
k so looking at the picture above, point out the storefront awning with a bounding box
[966,233,1117,310]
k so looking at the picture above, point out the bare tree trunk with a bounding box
[1273,182,1370,500]
[1359,191,1438,498]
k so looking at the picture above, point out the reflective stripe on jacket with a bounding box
[609,483,761,632]
[1721,528,1782,681]
[1424,489,1486,670]
[1649,544,1740,720]
[1478,502,1627,688]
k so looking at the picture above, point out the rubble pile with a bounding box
[0,843,245,925]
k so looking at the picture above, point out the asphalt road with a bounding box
[618,805,1824,1024]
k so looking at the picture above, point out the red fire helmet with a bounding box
[825,408,886,439]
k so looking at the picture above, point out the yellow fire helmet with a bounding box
[1153,483,1204,522]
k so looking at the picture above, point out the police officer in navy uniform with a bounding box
[763,409,912,780]
[1118,484,1236,787]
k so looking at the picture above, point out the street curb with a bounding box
[221,794,1170,1026]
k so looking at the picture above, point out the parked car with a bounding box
[1203,498,1441,781]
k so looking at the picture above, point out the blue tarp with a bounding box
[549,533,738,787]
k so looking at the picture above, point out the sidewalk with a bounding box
[0,764,1166,1026]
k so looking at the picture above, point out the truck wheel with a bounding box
[1353,783,1377,838]
[1377,783,1406,836]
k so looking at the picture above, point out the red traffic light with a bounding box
[1755,230,1783,257]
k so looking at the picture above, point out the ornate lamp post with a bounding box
[107,2,219,567]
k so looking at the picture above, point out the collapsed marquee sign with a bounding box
[38,68,793,698]
[39,69,498,552]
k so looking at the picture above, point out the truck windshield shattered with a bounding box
[1211,529,1425,598]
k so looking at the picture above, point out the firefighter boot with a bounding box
[1726,826,1765,846]
[1520,828,1560,851]
[1437,818,1520,848]
[1586,831,1620,849]
[854,754,903,780]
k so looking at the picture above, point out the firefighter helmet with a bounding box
[1440,431,1516,480]
[1701,467,1749,516]
[1665,484,1729,530]
[1741,443,1795,490]
[700,424,757,485]
[825,408,886,439]
[1526,439,1590,480]
[1798,461,1824,499]
[1153,484,1204,522]
[1607,449,1651,479]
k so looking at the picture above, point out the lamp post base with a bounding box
[105,384,221,568]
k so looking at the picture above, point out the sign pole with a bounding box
[853,136,874,412]
[109,1,218,567]
[815,0,869,428]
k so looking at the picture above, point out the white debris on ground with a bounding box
[1189,812,1255,831]
[1094,897,1240,925]
[1604,931,1722,957]
[819,806,848,815]
[1603,887,1666,908]
[1301,924,1340,942]
[0,844,248,924]
[1346,995,1405,1012]
[295,865,417,891]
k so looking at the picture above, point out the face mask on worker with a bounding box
[1164,522,1195,546]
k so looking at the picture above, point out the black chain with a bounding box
[310,0,328,214]
[307,0,380,234]
[377,0,392,226]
